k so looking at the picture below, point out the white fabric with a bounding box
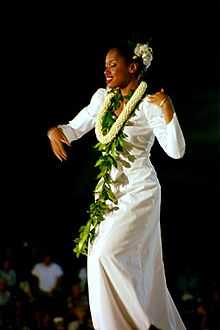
[31,263,63,293]
[60,88,186,330]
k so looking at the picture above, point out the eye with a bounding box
[105,61,117,70]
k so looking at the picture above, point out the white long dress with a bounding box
[59,88,186,330]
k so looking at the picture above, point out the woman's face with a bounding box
[104,48,133,89]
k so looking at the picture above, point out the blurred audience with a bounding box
[0,247,219,329]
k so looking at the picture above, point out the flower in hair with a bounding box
[133,43,153,70]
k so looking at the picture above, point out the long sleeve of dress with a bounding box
[58,88,106,143]
[143,100,186,159]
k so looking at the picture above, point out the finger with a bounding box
[52,145,64,161]
[55,152,64,162]
[55,149,67,161]
[59,131,70,145]
[51,141,67,160]
[161,88,164,93]
[56,143,67,160]
[147,94,155,99]
[60,137,71,146]
[52,138,66,153]
[146,97,153,102]
[147,96,157,101]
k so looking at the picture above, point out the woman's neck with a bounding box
[120,80,139,97]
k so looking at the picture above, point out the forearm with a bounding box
[58,106,96,143]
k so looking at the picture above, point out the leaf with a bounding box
[96,168,108,179]
[74,219,92,257]
[95,158,104,167]
[127,154,136,162]
[106,188,117,204]
[94,178,104,193]
[108,155,118,168]
[118,158,131,168]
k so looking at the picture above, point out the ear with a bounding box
[128,63,138,74]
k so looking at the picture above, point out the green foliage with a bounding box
[73,88,144,257]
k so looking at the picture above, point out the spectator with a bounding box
[67,280,89,330]
[206,279,220,330]
[31,253,63,296]
[78,266,87,293]
[31,252,64,316]
[0,278,12,328]
[177,264,201,303]
[0,257,16,290]
[53,316,65,330]
[0,279,11,307]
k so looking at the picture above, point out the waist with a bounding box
[111,157,158,184]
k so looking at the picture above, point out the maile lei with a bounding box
[73,81,148,257]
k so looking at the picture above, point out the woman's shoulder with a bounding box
[91,87,107,101]
[88,87,106,107]
[86,88,106,113]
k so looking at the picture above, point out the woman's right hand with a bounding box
[47,127,71,161]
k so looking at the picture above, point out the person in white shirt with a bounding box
[31,252,64,317]
[31,253,63,295]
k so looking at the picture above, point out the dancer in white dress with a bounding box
[48,41,186,330]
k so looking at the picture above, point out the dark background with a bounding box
[2,2,220,284]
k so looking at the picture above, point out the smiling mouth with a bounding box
[106,76,113,84]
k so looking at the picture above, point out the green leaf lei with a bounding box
[73,86,147,257]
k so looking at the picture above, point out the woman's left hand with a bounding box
[146,88,167,107]
[147,88,174,124]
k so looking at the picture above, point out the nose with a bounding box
[104,67,110,77]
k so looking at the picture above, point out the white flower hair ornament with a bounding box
[133,43,153,71]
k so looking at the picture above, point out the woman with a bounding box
[48,41,186,330]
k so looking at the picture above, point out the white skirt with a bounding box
[87,182,186,330]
